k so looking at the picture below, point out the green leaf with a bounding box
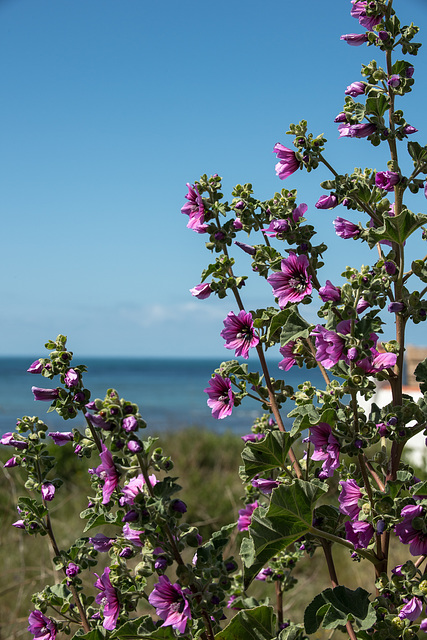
[304,586,375,634]
[240,431,296,480]
[71,629,106,640]
[287,404,320,434]
[366,208,427,247]
[82,511,124,533]
[215,605,276,640]
[242,480,327,586]
[110,616,174,640]
[415,358,427,394]
[279,311,310,346]
[267,309,291,342]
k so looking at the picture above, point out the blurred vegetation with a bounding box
[0,427,421,640]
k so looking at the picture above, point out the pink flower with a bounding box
[41,483,56,502]
[339,479,362,520]
[356,350,397,374]
[273,143,301,180]
[48,431,74,446]
[345,520,374,549]
[262,219,289,237]
[375,171,400,192]
[190,283,212,299]
[319,280,341,302]
[94,566,120,630]
[122,523,144,547]
[308,423,340,479]
[340,33,368,46]
[181,183,208,233]
[220,310,259,359]
[333,217,360,239]
[64,368,79,388]
[149,575,192,633]
[204,374,234,419]
[27,359,44,374]
[395,504,427,555]
[278,341,297,371]
[28,610,57,640]
[399,597,423,621]
[267,253,312,307]
[31,387,59,402]
[238,501,258,531]
[122,473,157,505]
[94,444,120,504]
[344,81,366,97]
[338,123,376,138]
[311,320,350,369]
[315,194,338,210]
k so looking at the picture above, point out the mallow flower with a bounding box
[28,610,57,640]
[94,444,120,504]
[375,171,400,191]
[345,520,374,549]
[333,217,361,239]
[204,374,234,419]
[340,33,368,46]
[238,501,259,531]
[308,423,340,479]
[94,566,120,630]
[273,143,301,180]
[395,504,427,555]
[344,81,365,97]
[399,597,423,621]
[338,479,362,520]
[122,473,157,505]
[315,194,338,210]
[31,387,59,402]
[149,575,192,633]
[319,280,341,302]
[64,368,79,388]
[181,183,208,233]
[27,359,44,374]
[338,122,376,138]
[278,341,297,371]
[41,483,56,502]
[267,253,312,307]
[220,310,259,359]
[190,283,212,299]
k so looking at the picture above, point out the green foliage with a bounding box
[304,586,376,634]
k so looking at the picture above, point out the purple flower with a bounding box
[85,411,111,430]
[311,320,350,369]
[340,33,368,46]
[334,112,347,123]
[204,374,235,419]
[319,280,341,303]
[339,479,362,520]
[357,298,370,313]
[66,562,80,577]
[94,444,120,504]
[292,202,308,222]
[41,483,55,502]
[388,302,404,314]
[308,423,340,479]
[89,533,115,552]
[399,597,423,621]
[171,499,187,513]
[395,504,427,555]
[338,122,377,138]
[31,387,59,402]
[220,310,259,359]
[47,431,74,447]
[149,575,192,633]
[241,433,264,443]
[27,359,44,374]
[420,619,427,631]
[64,368,79,388]
[122,473,157,505]
[235,241,256,255]
[233,217,243,230]
[122,523,144,546]
[12,519,26,529]
[351,1,383,30]
[181,183,208,234]
[333,217,360,239]
[315,194,338,210]
[278,341,297,371]
[273,143,301,180]
[388,74,401,88]
[28,610,57,640]
[344,81,366,97]
[0,432,28,450]
[127,439,143,453]
[4,456,18,468]
[262,219,289,237]
[267,253,312,307]
[238,501,258,531]
[256,567,273,581]
[190,283,212,300]
[122,415,138,433]
[375,171,400,191]
[94,566,120,631]
[356,350,397,374]
[404,125,418,135]
[251,478,279,494]
[345,521,374,549]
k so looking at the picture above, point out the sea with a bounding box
[0,356,325,438]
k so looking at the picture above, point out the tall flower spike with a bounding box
[267,252,312,307]
[220,310,259,359]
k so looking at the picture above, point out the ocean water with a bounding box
[0,356,325,437]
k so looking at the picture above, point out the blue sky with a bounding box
[1,0,427,357]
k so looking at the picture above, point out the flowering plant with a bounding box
[4,1,427,639]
